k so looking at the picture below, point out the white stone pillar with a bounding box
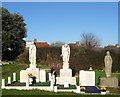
[26,79,29,87]
[76,86,80,93]
[48,73,51,81]
[54,86,57,92]
[52,75,55,85]
[13,73,16,82]
[8,77,11,84]
[50,78,54,91]
[2,79,5,88]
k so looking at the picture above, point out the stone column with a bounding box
[26,79,29,87]
[50,77,54,91]
[76,86,80,93]
[54,86,57,92]
[48,73,51,81]
[8,77,11,84]
[13,73,16,82]
[2,79,5,88]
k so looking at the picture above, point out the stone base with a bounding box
[20,67,40,83]
[56,68,76,85]
[100,77,118,87]
[56,77,76,85]
[60,69,72,77]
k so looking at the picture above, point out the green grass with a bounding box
[2,89,120,96]
[95,70,106,85]
[2,63,28,84]
[112,73,120,80]
[2,63,120,95]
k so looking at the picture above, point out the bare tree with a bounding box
[80,33,101,48]
[51,41,65,47]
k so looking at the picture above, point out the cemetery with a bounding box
[1,41,120,95]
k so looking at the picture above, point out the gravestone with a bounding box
[56,44,76,85]
[79,70,95,86]
[39,69,46,82]
[20,41,40,83]
[100,51,118,87]
[20,70,27,83]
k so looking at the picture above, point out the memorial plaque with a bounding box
[79,70,95,86]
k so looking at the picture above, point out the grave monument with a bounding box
[79,70,95,86]
[20,42,40,83]
[100,51,118,87]
[56,44,76,86]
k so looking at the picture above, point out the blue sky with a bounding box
[2,2,118,47]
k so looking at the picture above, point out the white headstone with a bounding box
[20,70,27,83]
[26,68,40,82]
[2,79,5,88]
[8,77,11,84]
[13,73,16,82]
[39,69,46,82]
[56,44,76,85]
[79,70,95,86]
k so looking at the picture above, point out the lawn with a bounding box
[1,63,120,95]
[2,89,120,97]
[2,62,28,84]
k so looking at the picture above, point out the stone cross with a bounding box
[104,51,112,77]
[29,42,36,68]
[61,44,70,69]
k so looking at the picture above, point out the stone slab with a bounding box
[26,68,40,82]
[20,70,27,83]
[39,69,46,82]
[79,70,95,86]
[20,68,40,83]
[100,77,118,87]
[56,77,76,85]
